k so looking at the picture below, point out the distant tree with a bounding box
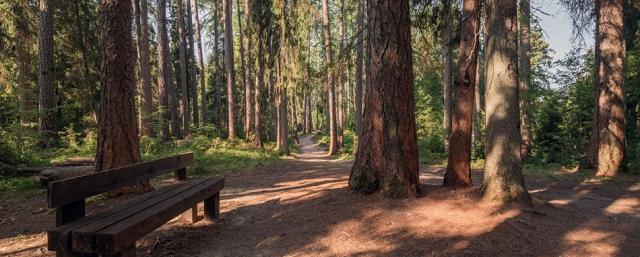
[134,0,154,137]
[13,1,35,125]
[186,0,199,127]
[519,0,533,158]
[95,0,141,171]
[321,0,338,155]
[156,0,173,140]
[482,0,530,204]
[349,0,419,198]
[192,0,207,125]
[444,0,481,187]
[223,0,237,138]
[241,0,254,140]
[442,0,453,153]
[37,0,57,147]
[177,0,191,133]
[354,0,364,136]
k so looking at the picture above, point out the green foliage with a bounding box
[0,176,41,199]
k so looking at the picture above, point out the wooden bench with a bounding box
[46,152,225,257]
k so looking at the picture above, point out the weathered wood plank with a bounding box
[95,177,224,254]
[69,178,210,253]
[48,180,192,251]
[48,152,193,208]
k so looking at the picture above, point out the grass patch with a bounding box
[0,176,42,199]
[313,130,356,159]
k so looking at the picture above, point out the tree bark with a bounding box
[321,0,338,155]
[336,0,345,147]
[156,0,172,140]
[472,43,482,152]
[186,0,199,128]
[442,0,453,153]
[596,0,626,176]
[349,0,419,198]
[212,0,223,132]
[354,0,364,137]
[38,0,57,147]
[482,0,530,204]
[519,0,532,159]
[192,0,207,125]
[444,0,481,187]
[254,29,265,148]
[14,2,35,125]
[177,0,190,133]
[241,0,254,139]
[223,0,237,138]
[133,0,154,137]
[95,0,142,172]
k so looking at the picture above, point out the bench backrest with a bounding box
[48,152,194,208]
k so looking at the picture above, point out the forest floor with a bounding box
[1,134,639,257]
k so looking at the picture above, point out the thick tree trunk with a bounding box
[336,0,345,147]
[95,0,142,172]
[223,0,237,138]
[156,0,172,140]
[133,0,154,137]
[177,0,190,133]
[444,0,481,187]
[442,0,453,153]
[519,0,532,159]
[38,0,57,147]
[186,0,199,128]
[596,0,626,176]
[269,71,278,141]
[482,0,530,204]
[321,0,338,155]
[167,1,181,138]
[354,0,364,137]
[349,0,419,198]
[472,47,482,151]
[212,0,223,132]
[585,0,602,169]
[192,0,207,124]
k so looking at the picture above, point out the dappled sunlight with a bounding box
[563,227,623,256]
[604,197,640,216]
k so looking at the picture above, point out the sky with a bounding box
[536,0,594,62]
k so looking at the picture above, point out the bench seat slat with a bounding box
[94,177,224,254]
[69,177,213,253]
[48,177,203,251]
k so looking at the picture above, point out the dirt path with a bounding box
[1,134,639,257]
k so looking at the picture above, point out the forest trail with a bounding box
[1,135,639,256]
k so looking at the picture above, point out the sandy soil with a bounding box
[1,134,639,257]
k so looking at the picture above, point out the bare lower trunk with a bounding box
[519,0,532,159]
[276,56,289,154]
[38,0,58,146]
[321,0,338,155]
[187,0,199,128]
[354,0,364,136]
[254,33,265,148]
[223,0,236,138]
[14,2,35,125]
[193,0,207,124]
[442,0,453,153]
[242,0,254,139]
[95,0,142,171]
[177,0,190,132]
[156,0,172,140]
[482,0,530,205]
[596,0,626,176]
[134,0,154,137]
[349,0,418,198]
[444,0,481,187]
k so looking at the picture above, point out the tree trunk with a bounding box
[241,0,254,139]
[321,0,338,155]
[354,0,364,137]
[472,42,482,153]
[254,31,265,148]
[442,0,453,153]
[186,0,199,128]
[212,0,223,132]
[482,0,530,204]
[269,71,278,141]
[192,0,207,125]
[336,0,345,147]
[156,0,172,140]
[38,0,57,147]
[167,1,181,138]
[133,0,154,137]
[596,0,626,176]
[276,56,289,154]
[223,0,237,138]
[349,0,419,198]
[95,0,142,172]
[14,2,35,125]
[177,0,190,133]
[444,0,480,187]
[519,0,532,159]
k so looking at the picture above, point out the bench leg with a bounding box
[181,206,200,223]
[204,193,220,220]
